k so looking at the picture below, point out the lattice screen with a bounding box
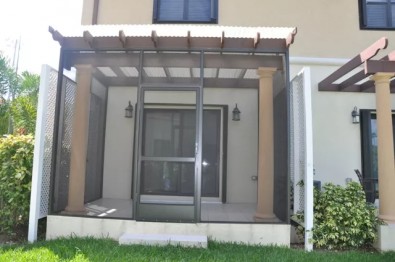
[38,68,57,218]
[290,72,306,213]
[53,76,77,212]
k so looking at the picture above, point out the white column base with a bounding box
[374,224,395,251]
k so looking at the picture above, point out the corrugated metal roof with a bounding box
[50,24,297,52]
[56,24,296,39]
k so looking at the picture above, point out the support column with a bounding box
[372,73,395,223]
[255,67,277,220]
[65,65,92,213]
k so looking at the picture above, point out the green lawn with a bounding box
[0,238,394,262]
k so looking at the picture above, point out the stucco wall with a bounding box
[82,0,395,58]
[102,86,137,199]
[102,87,259,203]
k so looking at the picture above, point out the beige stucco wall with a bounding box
[102,86,137,199]
[82,0,395,58]
[102,87,259,203]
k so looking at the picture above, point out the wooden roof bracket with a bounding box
[285,28,297,47]
[254,32,260,49]
[151,30,158,48]
[318,37,387,91]
[187,31,191,49]
[220,31,225,53]
[119,30,127,48]
[83,30,95,49]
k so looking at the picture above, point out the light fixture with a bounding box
[125,101,134,118]
[351,106,359,124]
[232,104,241,121]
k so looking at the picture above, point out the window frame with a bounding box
[359,0,395,30]
[153,0,218,24]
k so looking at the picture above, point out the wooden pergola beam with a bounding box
[365,60,395,74]
[318,37,387,90]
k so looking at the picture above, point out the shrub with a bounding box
[293,182,381,249]
[0,135,34,234]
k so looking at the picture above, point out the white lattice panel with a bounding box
[290,72,306,213]
[38,69,58,218]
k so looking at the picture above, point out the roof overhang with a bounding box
[49,24,297,53]
[50,25,297,89]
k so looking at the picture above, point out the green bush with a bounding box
[293,182,381,249]
[0,135,34,234]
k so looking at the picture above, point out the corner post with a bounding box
[255,67,277,220]
[372,72,395,223]
[65,64,92,213]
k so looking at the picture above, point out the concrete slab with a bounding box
[46,216,290,246]
[119,233,208,248]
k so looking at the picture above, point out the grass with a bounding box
[0,237,395,262]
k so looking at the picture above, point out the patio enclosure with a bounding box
[26,26,298,233]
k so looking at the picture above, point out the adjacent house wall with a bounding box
[102,87,259,203]
[290,64,395,186]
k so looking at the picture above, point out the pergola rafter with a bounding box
[318,37,395,93]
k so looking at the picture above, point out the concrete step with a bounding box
[119,233,208,248]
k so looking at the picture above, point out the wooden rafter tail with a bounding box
[48,26,64,44]
[318,37,388,90]
[254,32,260,49]
[119,30,127,48]
[220,31,225,49]
[187,31,191,49]
[285,28,297,47]
[83,30,94,49]
[151,30,158,48]
[360,37,388,61]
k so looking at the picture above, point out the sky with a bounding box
[0,0,83,74]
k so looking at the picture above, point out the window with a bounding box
[153,0,218,23]
[360,0,395,29]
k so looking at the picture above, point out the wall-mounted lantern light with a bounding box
[125,101,134,118]
[351,106,359,124]
[232,104,241,121]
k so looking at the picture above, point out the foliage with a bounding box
[293,182,382,250]
[1,238,395,262]
[0,135,34,234]
[0,53,40,135]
